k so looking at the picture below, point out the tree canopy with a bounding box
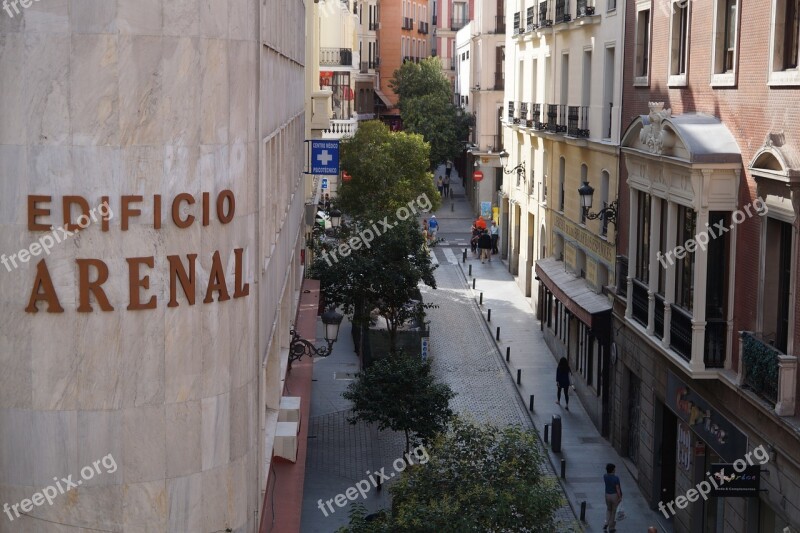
[338,120,440,221]
[342,354,455,453]
[338,419,565,533]
[390,58,473,167]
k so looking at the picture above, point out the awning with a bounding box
[535,257,611,331]
[374,88,393,108]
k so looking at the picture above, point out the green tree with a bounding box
[338,419,565,533]
[342,354,455,454]
[310,219,436,353]
[389,58,451,109]
[338,120,440,221]
[391,58,473,167]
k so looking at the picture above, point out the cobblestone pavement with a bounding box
[421,259,580,531]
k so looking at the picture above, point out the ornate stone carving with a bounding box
[639,102,673,155]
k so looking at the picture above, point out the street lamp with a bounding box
[498,150,526,186]
[577,180,618,226]
[329,208,342,229]
[288,307,344,369]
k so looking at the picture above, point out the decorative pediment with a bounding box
[638,102,675,155]
[749,133,800,182]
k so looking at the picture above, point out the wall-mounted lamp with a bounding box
[577,181,618,227]
[288,307,344,369]
[498,150,526,186]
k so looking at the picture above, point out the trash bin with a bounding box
[551,414,562,453]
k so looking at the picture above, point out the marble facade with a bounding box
[0,0,306,531]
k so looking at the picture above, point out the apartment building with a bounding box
[454,7,507,215]
[435,0,475,91]
[0,1,308,531]
[378,0,432,116]
[501,0,624,435]
[612,0,800,529]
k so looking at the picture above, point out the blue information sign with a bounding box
[321,178,329,189]
[310,140,340,175]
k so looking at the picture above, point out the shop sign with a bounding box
[667,371,747,462]
[709,464,761,497]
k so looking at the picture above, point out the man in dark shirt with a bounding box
[603,463,622,532]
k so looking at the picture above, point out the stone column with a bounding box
[690,207,710,373]
[647,196,662,335]
[776,355,798,416]
[663,201,678,349]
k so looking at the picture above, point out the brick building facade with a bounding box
[612,0,800,530]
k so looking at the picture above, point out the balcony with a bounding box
[450,17,468,30]
[555,0,571,23]
[507,100,515,123]
[519,102,529,126]
[513,12,521,35]
[526,7,536,32]
[402,17,413,30]
[545,104,566,133]
[654,293,665,339]
[669,305,692,362]
[494,72,505,91]
[567,105,589,138]
[532,103,543,130]
[360,59,380,73]
[495,15,506,33]
[539,1,552,27]
[576,0,596,17]
[369,21,379,31]
[322,118,358,139]
[739,332,797,415]
[418,21,429,34]
[432,14,437,26]
[320,48,353,66]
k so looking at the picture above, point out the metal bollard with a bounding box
[580,501,586,521]
[479,292,483,305]
[468,264,472,276]
[517,369,521,385]
[487,309,491,322]
[451,201,454,212]
[472,278,476,289]
[529,394,534,411]
[496,326,500,341]
[463,249,466,263]
[560,459,566,479]
[551,414,562,453]
[544,424,550,443]
[505,346,510,362]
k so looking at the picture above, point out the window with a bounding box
[634,8,651,83]
[669,0,690,84]
[762,218,792,352]
[608,0,617,11]
[711,0,737,84]
[675,205,696,312]
[558,157,565,212]
[635,192,651,283]
[769,0,800,84]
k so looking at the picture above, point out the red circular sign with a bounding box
[342,171,352,182]
[473,170,484,182]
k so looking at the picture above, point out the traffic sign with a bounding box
[321,178,328,189]
[473,170,484,182]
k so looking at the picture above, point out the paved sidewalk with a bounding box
[429,179,672,533]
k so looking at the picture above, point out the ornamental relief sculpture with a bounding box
[639,102,676,155]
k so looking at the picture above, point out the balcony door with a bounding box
[762,217,792,353]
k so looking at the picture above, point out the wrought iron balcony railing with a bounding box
[320,48,353,66]
[539,0,552,27]
[705,319,726,368]
[546,104,558,132]
[450,17,468,30]
[576,0,596,17]
[567,105,589,138]
[632,279,649,327]
[495,15,506,33]
[555,0,571,23]
[369,21,379,31]
[432,14,438,26]
[508,100,515,122]
[513,12,521,35]
[520,102,530,126]
[654,293,665,339]
[418,21,429,34]
[741,331,780,406]
[532,103,544,130]
[526,7,536,32]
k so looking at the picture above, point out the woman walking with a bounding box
[556,357,572,411]
[478,229,493,264]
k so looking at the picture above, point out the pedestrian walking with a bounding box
[445,160,453,178]
[470,223,480,254]
[437,176,444,196]
[603,463,622,533]
[474,215,487,231]
[443,173,451,198]
[490,221,499,254]
[478,230,492,263]
[555,357,572,411]
[428,215,439,242]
